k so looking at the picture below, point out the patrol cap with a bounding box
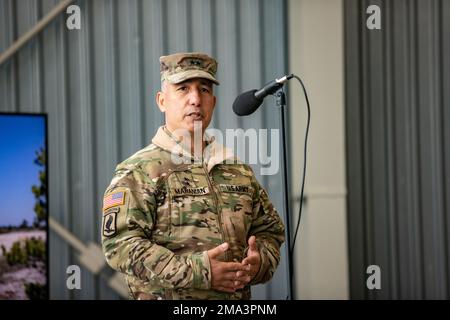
[159,52,219,85]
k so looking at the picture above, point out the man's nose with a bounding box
[188,89,201,106]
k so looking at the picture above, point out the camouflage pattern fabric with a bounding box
[101,126,285,300]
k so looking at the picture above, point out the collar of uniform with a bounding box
[151,126,238,172]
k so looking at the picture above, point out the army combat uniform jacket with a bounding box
[101,126,285,300]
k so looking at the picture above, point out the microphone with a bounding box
[232,74,294,116]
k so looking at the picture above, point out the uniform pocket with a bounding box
[166,170,219,245]
[153,184,171,237]
[219,184,254,217]
[218,184,255,260]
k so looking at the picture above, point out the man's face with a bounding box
[156,78,216,134]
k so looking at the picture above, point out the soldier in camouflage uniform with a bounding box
[101,52,285,300]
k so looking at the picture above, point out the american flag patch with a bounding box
[103,192,125,210]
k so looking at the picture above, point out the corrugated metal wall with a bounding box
[0,0,289,299]
[345,0,450,299]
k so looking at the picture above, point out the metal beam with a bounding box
[0,0,74,66]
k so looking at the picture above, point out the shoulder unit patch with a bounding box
[102,207,119,237]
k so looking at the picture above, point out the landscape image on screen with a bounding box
[0,114,48,300]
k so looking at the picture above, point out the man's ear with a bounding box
[156,91,166,112]
[209,95,216,113]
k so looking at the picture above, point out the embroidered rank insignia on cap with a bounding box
[103,208,119,237]
[103,191,125,210]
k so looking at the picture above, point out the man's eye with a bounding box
[177,86,187,91]
[201,87,211,93]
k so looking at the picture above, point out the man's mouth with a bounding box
[185,112,203,120]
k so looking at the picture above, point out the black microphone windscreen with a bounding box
[232,90,263,116]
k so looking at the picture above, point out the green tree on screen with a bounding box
[31,147,47,228]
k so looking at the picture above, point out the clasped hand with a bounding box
[207,236,261,293]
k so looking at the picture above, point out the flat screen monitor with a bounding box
[0,113,48,300]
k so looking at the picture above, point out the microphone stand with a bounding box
[276,90,294,300]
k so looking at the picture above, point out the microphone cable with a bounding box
[290,74,310,255]
[284,75,310,300]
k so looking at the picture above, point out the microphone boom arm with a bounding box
[254,74,294,100]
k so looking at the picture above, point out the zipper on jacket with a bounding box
[191,151,226,256]
[202,163,231,300]
[201,163,229,262]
